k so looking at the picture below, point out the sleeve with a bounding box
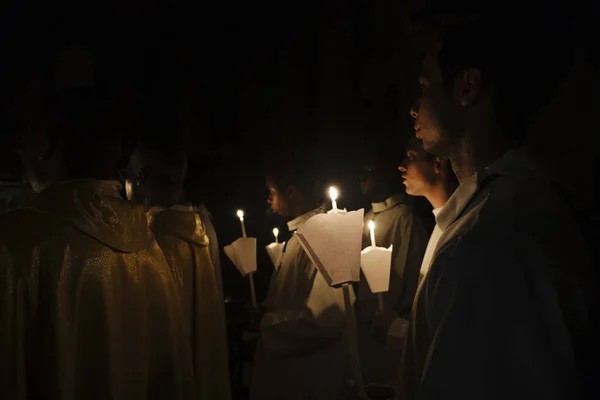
[389,209,428,316]
[259,267,349,357]
[0,240,27,399]
[417,214,591,400]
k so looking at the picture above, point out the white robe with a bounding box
[356,195,428,385]
[250,207,354,400]
[397,148,593,400]
[388,206,443,340]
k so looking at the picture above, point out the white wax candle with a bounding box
[368,220,376,247]
[237,209,247,238]
[273,227,279,243]
[329,186,338,213]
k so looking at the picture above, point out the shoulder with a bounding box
[437,175,587,282]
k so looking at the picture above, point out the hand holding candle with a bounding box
[273,227,279,244]
[237,209,247,238]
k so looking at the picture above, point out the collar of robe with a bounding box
[287,205,327,232]
[435,146,551,232]
[146,203,194,217]
[371,193,406,213]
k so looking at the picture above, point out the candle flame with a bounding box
[236,209,244,219]
[329,186,338,201]
[368,220,375,231]
[273,227,279,237]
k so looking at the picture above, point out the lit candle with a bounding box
[329,186,338,213]
[237,209,247,238]
[368,220,376,247]
[273,227,279,243]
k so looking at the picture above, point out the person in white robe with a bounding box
[397,17,593,400]
[356,156,429,386]
[398,137,458,282]
[250,169,353,400]
[376,137,458,358]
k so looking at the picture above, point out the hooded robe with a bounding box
[0,180,195,399]
[147,205,231,400]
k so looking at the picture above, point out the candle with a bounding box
[368,220,376,247]
[273,227,279,243]
[237,209,247,238]
[329,186,338,213]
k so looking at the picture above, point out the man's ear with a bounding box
[458,68,483,107]
[284,184,297,200]
[434,156,443,174]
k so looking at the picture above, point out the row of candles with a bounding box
[235,186,377,246]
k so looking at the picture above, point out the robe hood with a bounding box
[147,207,210,248]
[30,179,155,253]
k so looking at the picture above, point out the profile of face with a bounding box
[358,164,376,198]
[410,41,478,156]
[267,184,290,217]
[398,143,441,197]
[122,151,147,203]
[19,124,59,193]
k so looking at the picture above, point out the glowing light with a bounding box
[329,186,338,201]
[368,220,376,247]
[237,209,244,219]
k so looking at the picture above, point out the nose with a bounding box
[398,158,407,172]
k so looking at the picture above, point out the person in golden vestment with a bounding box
[124,144,231,400]
[0,48,195,399]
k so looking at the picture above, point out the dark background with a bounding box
[1,0,599,301]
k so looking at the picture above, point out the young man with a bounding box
[0,48,195,399]
[398,136,458,280]
[356,154,428,386]
[250,162,352,400]
[125,143,231,400]
[398,16,592,399]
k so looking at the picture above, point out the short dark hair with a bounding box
[437,14,574,140]
[264,149,321,204]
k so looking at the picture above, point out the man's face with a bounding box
[398,146,438,197]
[122,151,146,203]
[19,125,55,193]
[267,185,290,217]
[358,165,376,198]
[410,41,460,156]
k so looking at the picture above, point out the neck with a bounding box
[424,185,450,209]
[450,123,516,184]
[290,199,313,219]
[145,187,186,211]
[370,190,393,204]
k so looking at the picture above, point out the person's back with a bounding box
[0,45,196,399]
[0,180,195,399]
[148,205,231,400]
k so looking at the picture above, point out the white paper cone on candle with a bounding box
[224,237,257,276]
[360,245,393,293]
[265,242,285,269]
[295,209,364,286]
